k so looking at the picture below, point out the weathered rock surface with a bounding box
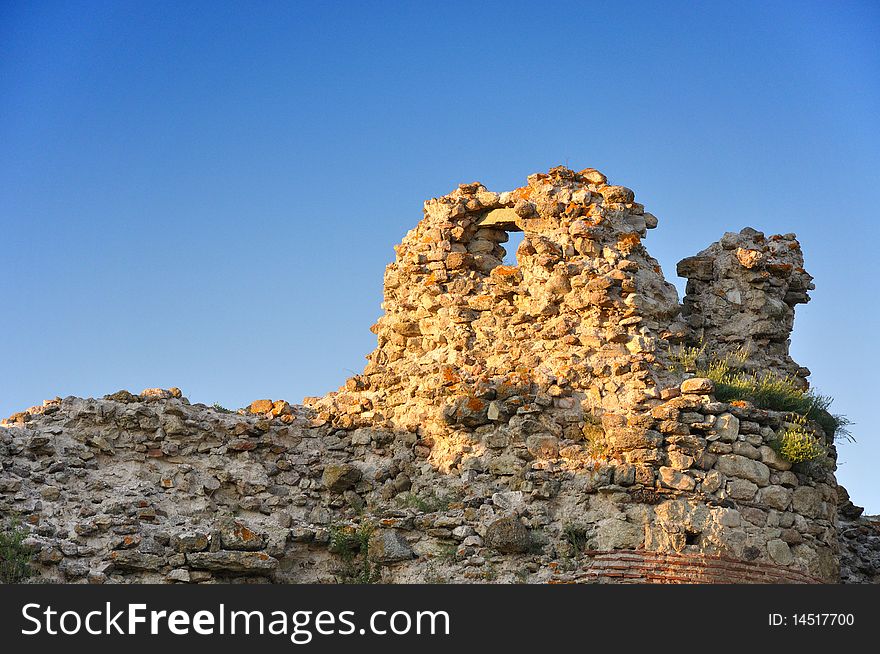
[484,515,532,554]
[678,228,814,387]
[836,486,879,583]
[368,529,414,563]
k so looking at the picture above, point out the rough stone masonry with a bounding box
[1,166,877,584]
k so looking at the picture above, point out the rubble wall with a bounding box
[678,228,815,386]
[0,167,864,584]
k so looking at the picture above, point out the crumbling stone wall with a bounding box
[837,487,880,584]
[678,228,815,386]
[0,386,841,584]
[310,167,685,470]
[0,167,869,584]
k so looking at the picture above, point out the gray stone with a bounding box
[778,470,799,487]
[676,256,714,280]
[711,413,740,442]
[716,508,741,527]
[452,525,476,539]
[484,515,531,554]
[594,518,644,550]
[757,485,792,511]
[759,445,792,471]
[186,551,278,572]
[740,507,767,526]
[767,539,794,566]
[488,454,520,476]
[171,531,209,553]
[167,569,190,582]
[732,441,760,460]
[368,529,414,563]
[491,491,525,511]
[109,551,164,571]
[716,454,770,486]
[219,520,267,551]
[462,535,483,548]
[792,486,822,518]
[322,463,361,492]
[727,478,758,500]
[350,429,373,445]
[612,464,636,486]
[58,558,91,579]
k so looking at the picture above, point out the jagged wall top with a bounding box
[678,227,814,386]
[313,166,686,455]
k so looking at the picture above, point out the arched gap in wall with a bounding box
[502,231,526,266]
[473,207,526,271]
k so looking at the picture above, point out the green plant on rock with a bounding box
[774,417,828,465]
[562,524,590,555]
[0,517,35,584]
[667,344,852,442]
[328,523,380,584]
[667,343,708,373]
[395,490,454,513]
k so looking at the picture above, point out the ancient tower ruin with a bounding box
[678,228,815,386]
[2,166,867,584]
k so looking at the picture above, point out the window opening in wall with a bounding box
[502,231,526,266]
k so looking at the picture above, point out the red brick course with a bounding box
[569,550,825,584]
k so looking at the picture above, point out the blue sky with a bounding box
[1,1,878,510]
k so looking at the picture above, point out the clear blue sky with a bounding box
[2,1,877,510]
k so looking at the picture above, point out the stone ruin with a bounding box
[678,228,814,387]
[2,166,877,584]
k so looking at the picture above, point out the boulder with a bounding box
[186,551,278,572]
[220,520,267,551]
[484,515,531,554]
[322,464,361,492]
[680,378,714,395]
[368,529,414,563]
[716,454,770,486]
